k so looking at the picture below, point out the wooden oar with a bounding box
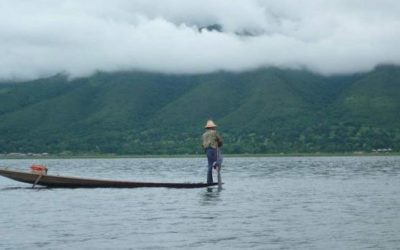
[32,174,43,189]
[216,147,222,189]
[217,166,222,190]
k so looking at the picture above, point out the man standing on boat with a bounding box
[202,120,223,184]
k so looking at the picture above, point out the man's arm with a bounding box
[216,133,223,147]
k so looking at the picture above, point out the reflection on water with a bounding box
[200,187,222,206]
[0,186,50,191]
[0,156,399,250]
[1,186,32,191]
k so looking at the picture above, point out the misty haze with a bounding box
[1,1,400,250]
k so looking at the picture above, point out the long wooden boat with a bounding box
[0,168,218,189]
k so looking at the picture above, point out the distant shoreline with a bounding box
[1,152,399,159]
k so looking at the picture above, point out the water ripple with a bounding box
[1,156,400,249]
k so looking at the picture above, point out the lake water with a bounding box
[1,156,399,249]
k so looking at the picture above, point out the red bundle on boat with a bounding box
[30,164,48,175]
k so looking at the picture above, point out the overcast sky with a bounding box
[1,0,400,80]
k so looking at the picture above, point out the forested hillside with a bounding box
[0,66,399,155]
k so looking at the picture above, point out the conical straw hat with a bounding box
[205,120,217,128]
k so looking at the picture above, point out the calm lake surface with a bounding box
[1,156,399,250]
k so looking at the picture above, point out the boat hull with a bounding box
[0,168,218,188]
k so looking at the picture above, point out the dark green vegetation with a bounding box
[0,65,399,155]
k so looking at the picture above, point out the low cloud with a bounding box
[1,0,400,80]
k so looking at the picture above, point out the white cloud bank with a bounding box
[1,0,400,80]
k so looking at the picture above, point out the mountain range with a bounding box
[0,65,399,155]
